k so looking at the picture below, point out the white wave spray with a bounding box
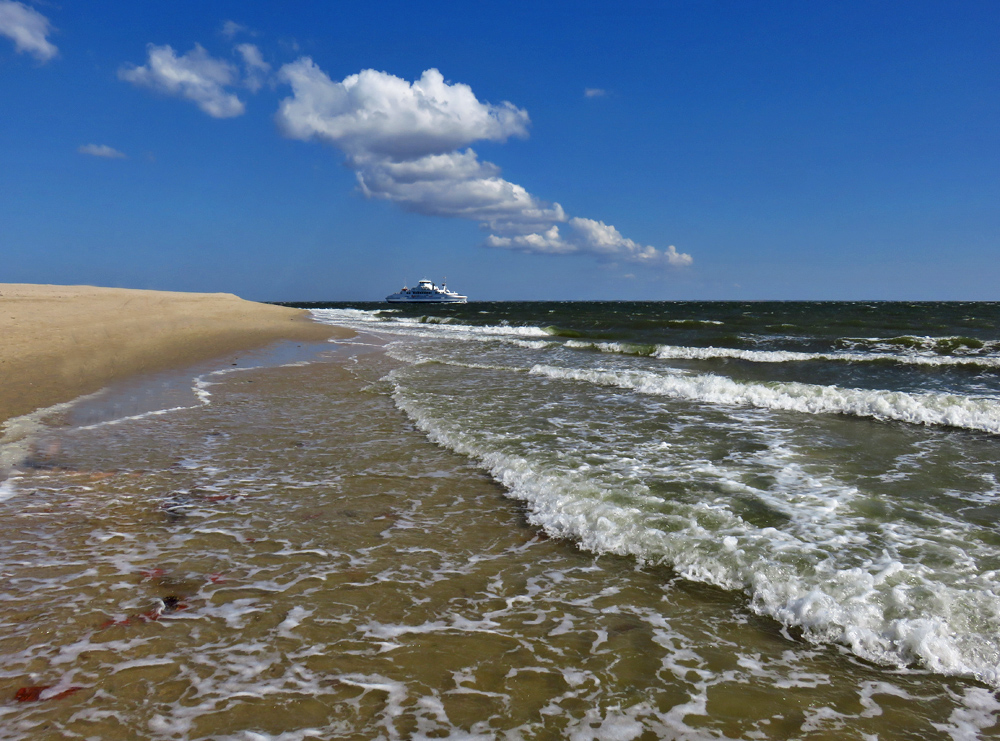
[530,364,1000,435]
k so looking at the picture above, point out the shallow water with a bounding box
[1,303,999,738]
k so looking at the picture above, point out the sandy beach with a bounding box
[0,284,352,425]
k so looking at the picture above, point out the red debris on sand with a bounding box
[14,686,46,702]
[139,568,165,580]
[15,685,82,702]
[97,616,132,629]
[208,573,226,584]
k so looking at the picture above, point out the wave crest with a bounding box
[529,364,1000,435]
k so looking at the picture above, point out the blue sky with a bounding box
[1,1,997,301]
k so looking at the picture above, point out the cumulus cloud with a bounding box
[78,143,126,159]
[355,149,565,232]
[569,218,691,266]
[584,88,606,98]
[276,61,690,268]
[277,62,529,159]
[486,219,691,267]
[119,44,245,118]
[0,0,56,62]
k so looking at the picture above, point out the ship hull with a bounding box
[385,295,467,303]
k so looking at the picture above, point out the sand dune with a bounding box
[0,284,350,424]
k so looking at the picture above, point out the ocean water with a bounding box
[2,301,1000,739]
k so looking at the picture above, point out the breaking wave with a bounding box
[838,335,999,356]
[529,364,1000,435]
[564,340,1000,368]
[311,308,549,338]
[389,372,1000,687]
[312,309,1000,369]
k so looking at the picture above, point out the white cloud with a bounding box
[570,218,694,266]
[276,60,691,268]
[221,20,250,39]
[78,143,126,159]
[0,0,56,62]
[236,43,268,72]
[662,244,693,267]
[119,44,245,118]
[584,88,606,98]
[485,226,576,255]
[356,149,565,231]
[277,61,529,159]
[486,219,692,267]
[236,43,270,92]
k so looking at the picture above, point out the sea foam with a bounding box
[389,372,1000,687]
[314,309,1000,369]
[563,340,1000,368]
[529,364,1000,435]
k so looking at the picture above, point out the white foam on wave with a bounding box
[842,334,1000,353]
[277,606,311,638]
[311,308,549,339]
[667,318,724,325]
[0,476,17,503]
[74,366,258,431]
[509,339,558,350]
[931,687,1000,741]
[383,344,526,374]
[388,370,1000,688]
[564,340,1000,368]
[654,344,1000,368]
[311,309,1000,370]
[74,404,203,431]
[529,364,1000,435]
[559,700,721,741]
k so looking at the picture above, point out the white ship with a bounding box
[386,278,467,304]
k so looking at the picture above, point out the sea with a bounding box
[2,301,999,740]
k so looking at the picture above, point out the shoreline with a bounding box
[0,284,353,427]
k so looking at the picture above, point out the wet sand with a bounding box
[0,284,352,425]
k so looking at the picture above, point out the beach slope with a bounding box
[0,284,349,424]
